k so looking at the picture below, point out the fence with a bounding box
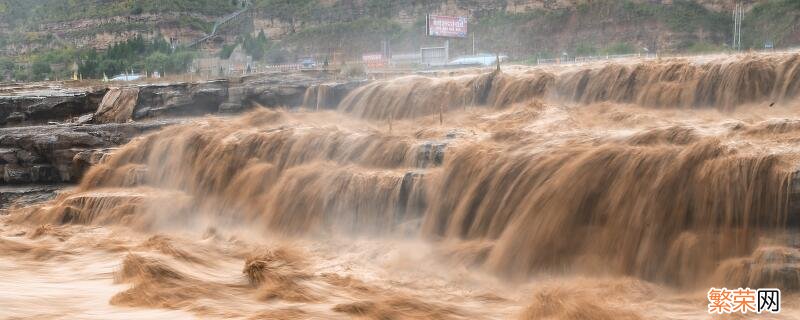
[537,48,800,66]
[537,53,656,65]
[421,47,448,66]
[260,64,302,72]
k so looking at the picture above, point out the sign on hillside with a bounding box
[426,15,468,38]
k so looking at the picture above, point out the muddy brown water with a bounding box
[3,54,800,319]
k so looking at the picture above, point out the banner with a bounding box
[426,15,468,38]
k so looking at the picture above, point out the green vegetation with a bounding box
[467,0,731,58]
[78,35,196,78]
[0,0,227,55]
[0,0,237,26]
[218,30,286,63]
[219,44,238,59]
[744,0,800,48]
[178,16,215,34]
[64,22,150,39]
[611,0,730,35]
[242,0,748,61]
[242,30,270,60]
[2,0,800,82]
[1,35,197,81]
[7,47,83,81]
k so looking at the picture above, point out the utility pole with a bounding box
[738,3,743,50]
[733,1,743,51]
[445,39,450,62]
[472,33,476,56]
[732,3,736,50]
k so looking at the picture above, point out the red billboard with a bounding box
[426,15,468,38]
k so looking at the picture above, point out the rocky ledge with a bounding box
[0,72,367,209]
[0,83,107,125]
[0,120,181,184]
[1,72,365,126]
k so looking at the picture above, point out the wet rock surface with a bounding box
[0,120,181,184]
[126,74,363,121]
[86,74,364,123]
[3,73,365,126]
[0,73,367,187]
[0,87,107,125]
[132,80,229,119]
[0,184,66,210]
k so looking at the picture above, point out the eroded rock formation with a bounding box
[0,120,180,184]
[0,86,107,125]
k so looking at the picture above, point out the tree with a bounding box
[219,44,237,59]
[0,57,14,72]
[131,4,143,15]
[31,59,52,80]
[79,50,96,77]
[243,31,269,60]
[0,57,14,80]
[144,52,169,73]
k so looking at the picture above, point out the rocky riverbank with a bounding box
[0,72,367,208]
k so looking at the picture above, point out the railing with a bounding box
[537,53,656,65]
[536,48,800,66]
[261,64,302,72]
[188,5,251,48]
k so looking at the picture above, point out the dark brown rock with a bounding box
[133,80,229,119]
[0,120,181,184]
[0,87,107,125]
[0,184,66,211]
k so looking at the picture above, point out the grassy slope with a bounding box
[277,0,799,56]
[2,0,800,58]
[0,0,238,26]
[745,0,800,47]
[277,0,734,57]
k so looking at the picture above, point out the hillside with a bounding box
[251,0,798,58]
[0,0,238,24]
[1,0,799,81]
[0,0,244,54]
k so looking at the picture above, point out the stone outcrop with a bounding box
[0,86,107,125]
[0,73,366,188]
[0,184,65,210]
[222,73,363,112]
[132,80,229,119]
[0,73,366,126]
[0,120,180,184]
[94,87,140,123]
[119,74,364,123]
